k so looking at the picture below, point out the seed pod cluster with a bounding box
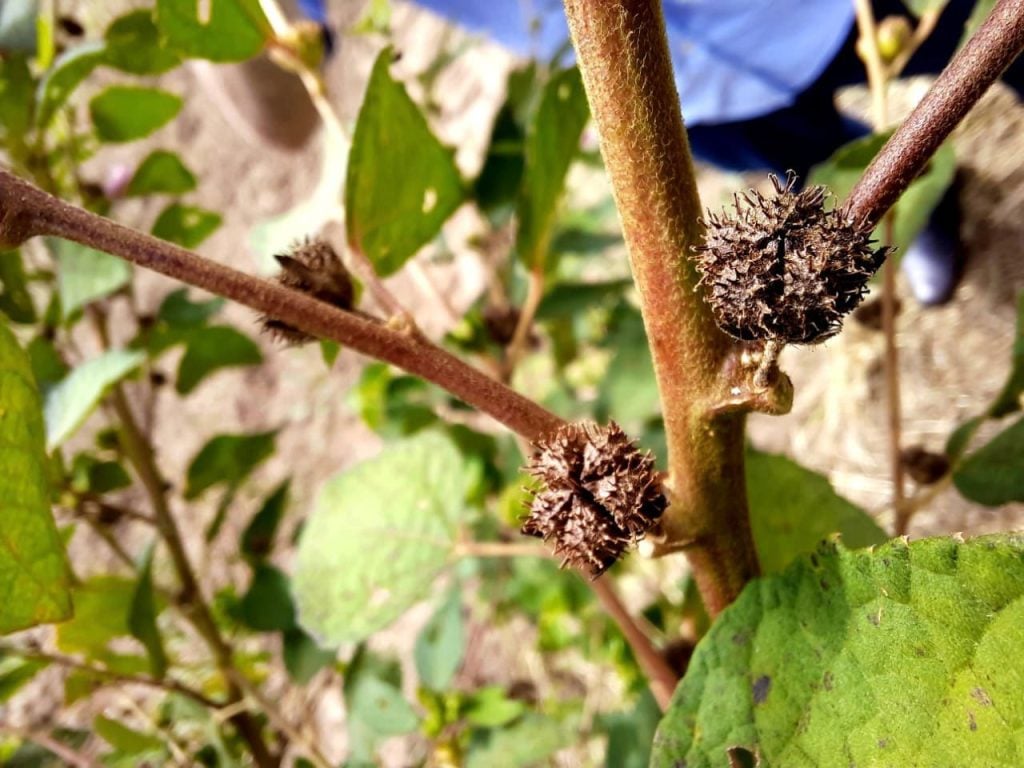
[522,421,666,578]
[260,238,355,344]
[694,173,889,345]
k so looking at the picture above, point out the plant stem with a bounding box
[6,648,220,709]
[503,266,545,379]
[844,0,1024,227]
[590,578,678,710]
[561,0,759,615]
[0,169,563,442]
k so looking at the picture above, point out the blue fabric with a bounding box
[411,0,854,124]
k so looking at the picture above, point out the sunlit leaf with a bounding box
[35,42,106,128]
[151,203,221,248]
[44,348,145,450]
[50,238,132,318]
[652,535,1024,767]
[156,0,270,62]
[346,48,464,276]
[104,9,181,75]
[294,431,472,644]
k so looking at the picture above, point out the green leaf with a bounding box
[104,10,181,75]
[35,42,106,128]
[0,319,71,634]
[156,0,270,62]
[56,576,135,655]
[345,49,464,276]
[463,686,527,728]
[236,563,296,632]
[89,86,182,143]
[989,292,1024,418]
[94,715,164,755]
[0,657,48,702]
[50,238,132,318]
[282,627,335,685]
[156,288,224,330]
[473,64,536,220]
[414,588,465,691]
[126,150,196,197]
[44,348,145,450]
[809,132,956,256]
[598,690,661,768]
[0,250,36,323]
[344,650,419,761]
[953,415,1024,506]
[747,449,887,574]
[651,535,1024,768]
[515,67,590,268]
[152,203,221,248]
[466,714,576,768]
[175,325,261,395]
[319,340,341,368]
[69,454,131,494]
[128,544,168,679]
[294,431,472,644]
[184,430,277,499]
[241,480,289,562]
[0,55,34,145]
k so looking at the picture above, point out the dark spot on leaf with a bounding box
[823,671,834,691]
[878,739,888,749]
[820,578,829,591]
[752,675,771,705]
[732,630,749,645]
[674,761,687,768]
[810,553,820,568]
[727,746,758,768]
[971,687,993,706]
[867,610,881,626]
[914,645,927,657]
[968,711,977,731]
[882,558,891,567]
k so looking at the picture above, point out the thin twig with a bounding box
[227,671,332,768]
[4,648,220,709]
[854,1,907,528]
[844,0,1024,227]
[503,266,545,379]
[589,579,677,710]
[454,541,550,558]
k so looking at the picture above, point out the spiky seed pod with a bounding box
[694,172,890,345]
[522,421,667,578]
[260,238,355,344]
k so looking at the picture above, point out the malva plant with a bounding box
[0,0,1023,766]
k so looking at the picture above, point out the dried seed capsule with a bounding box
[694,172,889,345]
[260,237,355,344]
[522,421,667,578]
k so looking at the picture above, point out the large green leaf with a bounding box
[810,132,956,257]
[953,415,1024,506]
[747,449,887,574]
[294,431,472,644]
[126,150,196,197]
[51,238,132,318]
[44,348,145,450]
[89,86,182,143]
[184,430,277,499]
[0,320,70,633]
[156,0,270,62]
[345,49,464,276]
[652,535,1024,768]
[515,67,590,268]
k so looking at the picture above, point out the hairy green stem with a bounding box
[562,0,760,615]
[845,0,1024,226]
